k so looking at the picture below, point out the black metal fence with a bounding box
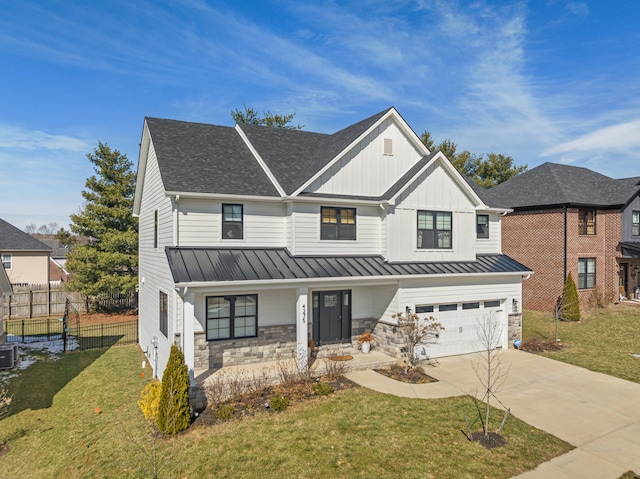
[4,318,138,351]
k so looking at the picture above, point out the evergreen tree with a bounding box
[66,142,138,297]
[561,272,581,321]
[157,345,191,434]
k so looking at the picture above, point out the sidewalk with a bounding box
[346,350,640,479]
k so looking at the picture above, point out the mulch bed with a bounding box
[193,376,358,427]
[519,337,564,353]
[374,363,439,384]
[468,431,507,449]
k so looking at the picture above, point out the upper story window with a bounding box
[154,210,158,249]
[578,258,596,289]
[476,214,489,239]
[632,211,640,236]
[222,204,243,239]
[578,209,596,235]
[417,211,452,249]
[321,207,356,240]
[1,253,11,269]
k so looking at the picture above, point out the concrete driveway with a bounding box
[347,349,640,479]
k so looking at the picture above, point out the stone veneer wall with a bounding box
[372,321,405,359]
[508,313,522,347]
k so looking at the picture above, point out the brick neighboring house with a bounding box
[486,162,640,311]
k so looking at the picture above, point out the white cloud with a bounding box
[565,2,589,17]
[541,119,640,156]
[0,125,90,151]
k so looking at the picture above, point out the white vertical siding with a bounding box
[291,203,382,255]
[386,161,477,262]
[306,118,424,197]
[475,213,502,254]
[138,139,176,378]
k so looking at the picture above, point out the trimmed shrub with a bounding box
[312,382,334,396]
[213,404,236,421]
[270,394,289,411]
[561,272,581,321]
[138,380,161,422]
[157,345,191,434]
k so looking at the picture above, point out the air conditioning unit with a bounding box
[0,343,18,370]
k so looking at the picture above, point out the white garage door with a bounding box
[415,301,504,360]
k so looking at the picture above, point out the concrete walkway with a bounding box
[346,350,640,479]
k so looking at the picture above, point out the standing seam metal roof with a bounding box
[166,247,531,284]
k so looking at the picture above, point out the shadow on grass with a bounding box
[6,335,127,417]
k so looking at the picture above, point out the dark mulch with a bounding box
[519,337,564,353]
[374,363,439,384]
[193,376,358,427]
[468,431,507,449]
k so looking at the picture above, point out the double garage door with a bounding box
[416,300,504,360]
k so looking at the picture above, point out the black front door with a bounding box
[312,290,351,345]
[620,263,629,297]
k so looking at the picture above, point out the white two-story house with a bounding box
[133,107,531,382]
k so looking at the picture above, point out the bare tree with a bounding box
[471,313,510,438]
[24,223,37,234]
[393,311,444,372]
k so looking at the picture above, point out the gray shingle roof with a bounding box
[146,108,394,197]
[487,162,640,209]
[0,219,52,251]
[620,242,640,258]
[166,247,530,284]
[145,118,280,197]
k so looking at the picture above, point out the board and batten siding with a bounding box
[177,199,286,247]
[622,196,640,242]
[290,203,381,256]
[306,118,424,197]
[386,160,478,262]
[138,139,177,378]
[475,213,502,254]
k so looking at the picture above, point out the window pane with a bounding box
[485,300,500,308]
[463,302,480,310]
[436,212,451,230]
[321,208,337,224]
[341,209,355,225]
[223,204,242,222]
[415,305,434,313]
[633,211,640,235]
[417,212,433,230]
[477,215,489,238]
[439,304,457,312]
[437,231,451,248]
[339,224,356,240]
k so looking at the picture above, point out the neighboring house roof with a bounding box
[487,162,640,209]
[39,239,71,259]
[620,242,640,258]
[0,219,52,252]
[166,247,531,284]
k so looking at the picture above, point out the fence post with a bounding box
[21,320,25,343]
[101,323,104,348]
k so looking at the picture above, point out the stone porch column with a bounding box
[183,291,196,386]
[296,287,308,371]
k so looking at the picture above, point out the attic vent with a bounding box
[0,343,18,370]
[383,138,393,156]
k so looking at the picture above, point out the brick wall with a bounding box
[502,207,622,311]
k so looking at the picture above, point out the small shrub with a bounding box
[322,346,351,379]
[561,273,581,321]
[138,380,161,422]
[587,286,607,309]
[312,382,334,396]
[270,394,289,411]
[157,345,191,435]
[213,404,236,421]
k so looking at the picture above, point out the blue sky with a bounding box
[1,0,639,231]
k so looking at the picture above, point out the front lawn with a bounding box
[523,303,640,383]
[0,344,572,478]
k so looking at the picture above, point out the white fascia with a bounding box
[174,270,532,291]
[165,191,283,203]
[133,120,151,216]
[235,124,286,198]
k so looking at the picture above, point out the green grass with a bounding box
[0,344,572,478]
[523,303,640,383]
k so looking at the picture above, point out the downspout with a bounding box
[563,205,568,280]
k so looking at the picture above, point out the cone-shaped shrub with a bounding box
[561,272,581,321]
[157,345,191,434]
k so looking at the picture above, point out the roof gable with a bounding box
[0,219,52,251]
